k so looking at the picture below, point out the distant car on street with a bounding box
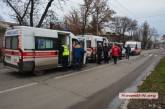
[125,41,142,55]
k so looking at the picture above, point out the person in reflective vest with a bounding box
[62,44,70,69]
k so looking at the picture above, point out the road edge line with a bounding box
[0,82,38,94]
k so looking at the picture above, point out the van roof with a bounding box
[6,26,77,38]
[12,26,72,34]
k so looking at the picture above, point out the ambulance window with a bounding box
[35,37,58,50]
[5,36,18,49]
[5,37,11,49]
[12,37,18,49]
[45,39,53,49]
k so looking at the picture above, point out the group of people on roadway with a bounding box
[59,41,85,70]
[97,43,132,64]
[59,41,132,70]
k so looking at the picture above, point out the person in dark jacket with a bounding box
[103,44,109,64]
[118,45,122,60]
[125,45,131,59]
[73,42,85,70]
[97,43,103,64]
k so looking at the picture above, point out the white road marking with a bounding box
[55,55,141,79]
[0,82,38,94]
[149,54,153,56]
[55,65,108,79]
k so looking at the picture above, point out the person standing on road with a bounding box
[60,43,70,70]
[103,44,109,64]
[125,45,131,59]
[112,44,121,64]
[73,42,85,70]
[118,45,122,60]
[97,43,103,64]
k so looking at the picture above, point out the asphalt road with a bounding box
[0,49,164,109]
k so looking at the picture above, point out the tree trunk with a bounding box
[96,9,99,36]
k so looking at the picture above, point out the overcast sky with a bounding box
[0,0,165,36]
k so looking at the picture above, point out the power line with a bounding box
[110,0,131,17]
[110,0,165,20]
[135,13,165,19]
[113,0,136,17]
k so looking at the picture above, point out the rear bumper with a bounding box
[4,61,34,72]
[4,62,19,72]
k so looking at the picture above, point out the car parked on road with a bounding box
[125,41,142,55]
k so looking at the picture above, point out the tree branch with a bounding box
[30,0,34,26]
[37,0,54,27]
[22,0,31,19]
[6,0,22,23]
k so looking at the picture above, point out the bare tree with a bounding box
[81,0,94,35]
[132,27,142,41]
[128,19,138,38]
[140,21,157,49]
[3,0,67,27]
[42,10,58,29]
[65,9,82,35]
[149,27,158,48]
[3,0,31,25]
[110,16,132,42]
[92,0,114,35]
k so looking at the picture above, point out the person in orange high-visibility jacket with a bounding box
[112,44,121,64]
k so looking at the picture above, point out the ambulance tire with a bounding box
[19,62,35,75]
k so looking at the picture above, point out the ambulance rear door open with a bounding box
[57,32,71,65]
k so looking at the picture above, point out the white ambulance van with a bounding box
[4,26,86,74]
[77,35,109,62]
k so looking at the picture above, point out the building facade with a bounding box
[0,21,18,48]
